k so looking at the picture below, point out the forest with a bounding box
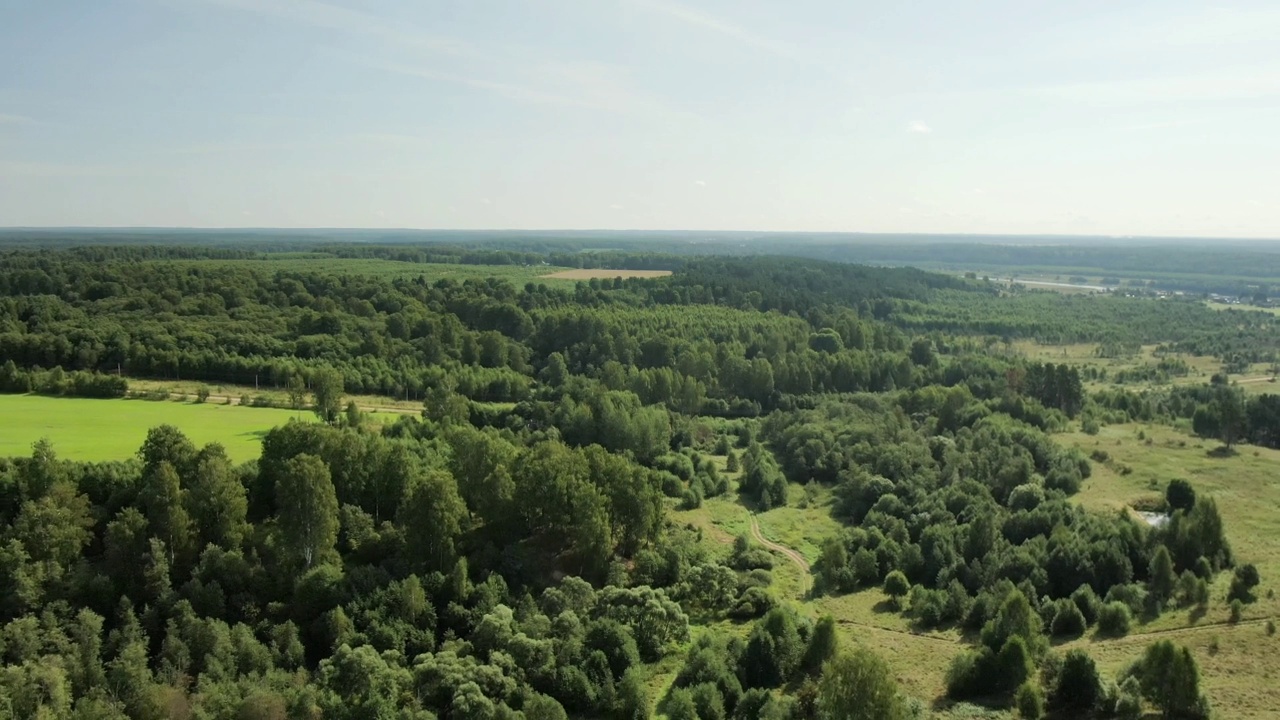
[0,241,1260,719]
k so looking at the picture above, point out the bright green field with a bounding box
[0,395,311,463]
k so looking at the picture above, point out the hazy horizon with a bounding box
[3,1,1279,236]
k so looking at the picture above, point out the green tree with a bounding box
[185,443,248,550]
[311,367,345,424]
[816,649,907,720]
[400,469,467,573]
[883,571,910,609]
[1166,479,1196,512]
[1052,649,1102,714]
[140,461,194,568]
[275,453,339,571]
[1149,546,1177,607]
[286,373,308,410]
[138,425,197,477]
[616,668,651,720]
[1014,681,1045,720]
[1129,640,1210,720]
[801,615,839,676]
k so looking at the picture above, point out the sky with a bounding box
[1,0,1278,237]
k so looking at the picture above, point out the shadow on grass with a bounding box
[1206,445,1239,459]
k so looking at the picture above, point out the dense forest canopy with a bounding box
[0,240,1251,719]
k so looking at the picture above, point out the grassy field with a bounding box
[1207,300,1280,316]
[1007,340,1280,393]
[143,257,675,284]
[1059,423,1280,718]
[0,394,310,463]
[665,427,1280,718]
[146,257,577,283]
[670,466,967,711]
[539,269,673,280]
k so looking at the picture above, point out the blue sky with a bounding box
[1,0,1278,236]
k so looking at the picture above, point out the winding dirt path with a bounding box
[748,514,810,572]
[749,513,811,596]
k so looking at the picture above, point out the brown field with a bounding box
[539,269,673,280]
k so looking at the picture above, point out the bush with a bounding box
[1166,478,1196,512]
[1052,649,1101,714]
[1014,681,1045,720]
[1050,602,1086,638]
[1097,602,1131,637]
[196,385,211,403]
[883,571,910,608]
[1229,599,1243,623]
[1228,563,1261,603]
[1070,585,1101,625]
[945,647,995,700]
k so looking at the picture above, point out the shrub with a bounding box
[1050,602,1086,638]
[1228,563,1261,603]
[1166,478,1196,512]
[1052,649,1102,714]
[1097,602,1131,637]
[1267,620,1276,636]
[196,385,211,403]
[1014,681,1045,720]
[1229,599,1243,623]
[1070,585,1101,625]
[883,571,910,608]
[945,647,995,700]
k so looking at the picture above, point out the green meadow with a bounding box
[0,394,310,463]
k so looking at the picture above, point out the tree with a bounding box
[1149,546,1177,608]
[425,381,471,426]
[1166,479,1196,512]
[1228,563,1261,603]
[399,469,467,573]
[311,367,345,424]
[1052,649,1102,714]
[801,616,839,675]
[1097,602,1131,637]
[1129,640,1210,719]
[140,461,194,569]
[275,453,339,571]
[1015,681,1045,720]
[138,425,197,477]
[883,571,910,609]
[616,668,651,720]
[286,373,308,410]
[185,443,248,550]
[666,687,698,720]
[816,649,907,720]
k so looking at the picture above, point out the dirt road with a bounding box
[749,513,811,595]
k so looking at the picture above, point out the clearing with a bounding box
[1062,422,1280,718]
[0,394,310,463]
[539,269,673,280]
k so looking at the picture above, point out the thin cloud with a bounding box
[627,0,798,58]
[694,180,707,187]
[908,121,932,134]
[368,58,691,121]
[373,61,603,111]
[0,113,35,125]
[0,161,163,178]
[193,0,476,58]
